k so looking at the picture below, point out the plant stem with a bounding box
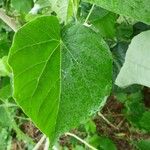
[84,4,95,24]
[0,8,18,32]
[98,112,119,130]
[65,132,98,150]
[14,116,31,121]
[33,135,46,150]
[44,138,50,150]
[0,103,17,108]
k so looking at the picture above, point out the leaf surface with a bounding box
[89,7,117,38]
[8,16,112,140]
[136,139,150,150]
[50,0,79,23]
[84,0,150,24]
[0,56,11,77]
[116,30,150,88]
[11,0,34,13]
[0,77,12,101]
[140,111,150,131]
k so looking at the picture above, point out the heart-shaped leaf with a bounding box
[8,16,112,141]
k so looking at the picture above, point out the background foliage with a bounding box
[0,0,150,149]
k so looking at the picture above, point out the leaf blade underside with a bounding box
[116,30,150,88]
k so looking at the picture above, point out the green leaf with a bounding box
[0,107,11,127]
[11,0,34,13]
[89,135,117,150]
[116,22,133,41]
[116,30,150,88]
[74,145,85,150]
[0,37,10,58]
[0,77,12,101]
[0,56,11,77]
[36,0,51,8]
[83,0,150,24]
[50,0,79,23]
[112,42,128,81]
[50,0,69,22]
[0,128,10,150]
[89,7,117,38]
[136,139,150,150]
[139,111,150,131]
[123,92,146,128]
[8,16,112,141]
[0,0,3,5]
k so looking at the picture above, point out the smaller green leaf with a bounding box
[89,135,117,150]
[139,111,150,131]
[89,7,117,38]
[0,40,10,58]
[123,93,146,128]
[0,107,11,127]
[112,42,128,81]
[0,77,12,101]
[0,56,11,77]
[0,0,3,6]
[11,0,34,13]
[74,145,85,150]
[136,139,150,150]
[85,120,96,134]
[116,22,133,41]
[35,0,51,8]
[116,30,150,88]
[0,128,10,150]
[50,0,79,23]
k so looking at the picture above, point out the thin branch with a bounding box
[33,135,46,150]
[0,8,18,32]
[0,103,17,108]
[65,132,98,150]
[98,112,119,130]
[84,4,95,24]
[44,138,50,150]
[117,118,125,129]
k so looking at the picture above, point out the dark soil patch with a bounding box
[94,95,150,150]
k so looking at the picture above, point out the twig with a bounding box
[65,132,98,150]
[0,103,17,108]
[33,135,46,150]
[104,114,124,117]
[98,112,119,130]
[84,4,95,24]
[0,8,18,32]
[14,116,31,121]
[44,138,50,150]
[117,118,125,129]
[17,141,23,150]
